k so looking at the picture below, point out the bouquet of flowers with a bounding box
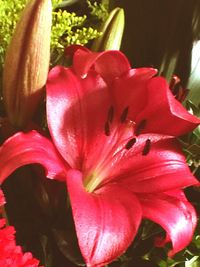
[0,1,200,266]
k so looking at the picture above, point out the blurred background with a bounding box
[66,0,200,104]
[111,0,200,104]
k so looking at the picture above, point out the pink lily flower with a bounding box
[0,47,199,267]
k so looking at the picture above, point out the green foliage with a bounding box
[179,100,200,174]
[0,0,103,67]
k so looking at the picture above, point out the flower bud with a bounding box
[3,0,52,128]
[92,7,125,51]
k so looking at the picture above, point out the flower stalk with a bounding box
[3,0,52,128]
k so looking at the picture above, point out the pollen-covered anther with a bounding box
[142,138,151,155]
[125,137,136,150]
[135,119,147,136]
[120,106,129,123]
[107,106,114,123]
[104,121,110,136]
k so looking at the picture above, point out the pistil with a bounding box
[84,173,101,193]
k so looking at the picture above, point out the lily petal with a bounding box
[0,131,66,184]
[111,68,157,119]
[66,169,142,267]
[65,44,90,57]
[138,190,197,256]
[47,66,111,169]
[113,136,198,193]
[72,48,131,84]
[136,77,200,136]
[118,135,199,193]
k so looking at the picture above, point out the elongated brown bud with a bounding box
[3,0,52,128]
[92,7,125,51]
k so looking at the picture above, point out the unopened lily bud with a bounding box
[3,0,52,128]
[92,7,124,51]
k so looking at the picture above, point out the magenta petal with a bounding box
[0,131,66,184]
[65,44,90,57]
[136,77,200,136]
[139,191,197,256]
[73,48,131,84]
[66,169,142,267]
[115,136,199,193]
[47,66,111,169]
[111,68,157,119]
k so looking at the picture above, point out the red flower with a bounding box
[0,47,199,267]
[0,190,42,267]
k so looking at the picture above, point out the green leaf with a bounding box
[187,41,200,105]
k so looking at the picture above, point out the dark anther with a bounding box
[125,137,136,150]
[104,121,110,136]
[135,119,147,136]
[142,139,151,155]
[120,106,129,123]
[107,106,114,123]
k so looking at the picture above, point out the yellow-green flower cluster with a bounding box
[87,0,109,21]
[51,9,101,58]
[0,0,104,67]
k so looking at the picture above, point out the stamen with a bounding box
[104,121,110,136]
[135,119,147,136]
[142,139,151,155]
[107,106,114,123]
[120,106,129,123]
[125,137,136,150]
